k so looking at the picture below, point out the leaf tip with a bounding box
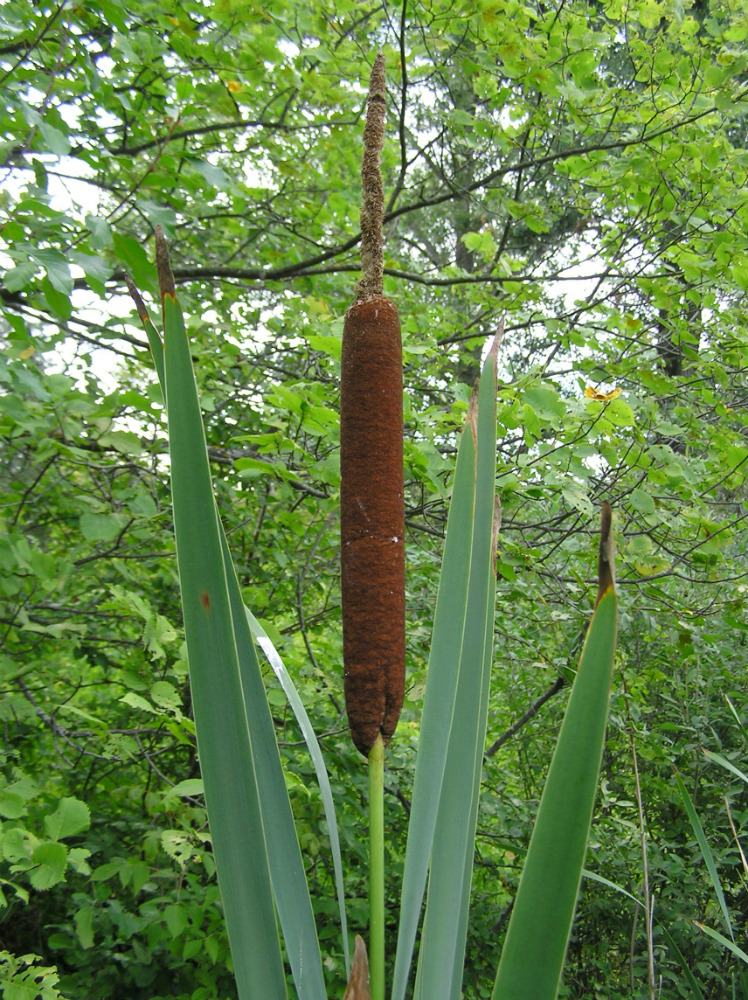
[487,316,504,380]
[595,500,616,606]
[154,225,176,301]
[343,935,371,1000]
[124,273,149,324]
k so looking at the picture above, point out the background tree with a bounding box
[1,1,747,997]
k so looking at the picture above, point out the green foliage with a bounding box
[1,0,748,996]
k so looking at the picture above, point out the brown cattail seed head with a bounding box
[341,295,405,756]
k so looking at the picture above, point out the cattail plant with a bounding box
[339,52,405,1000]
[125,50,620,1000]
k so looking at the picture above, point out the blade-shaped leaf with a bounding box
[660,924,707,1000]
[702,749,748,787]
[130,256,328,999]
[415,340,498,1000]
[220,533,328,1000]
[163,289,287,1000]
[390,421,476,1000]
[248,609,351,978]
[695,922,748,965]
[491,587,618,1000]
[676,772,734,941]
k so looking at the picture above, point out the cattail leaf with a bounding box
[390,423,475,1000]
[675,772,734,941]
[130,261,329,998]
[246,605,351,979]
[392,337,499,1000]
[414,338,499,1000]
[491,585,618,1000]
[219,531,329,1000]
[162,290,287,1000]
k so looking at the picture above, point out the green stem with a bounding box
[369,733,385,1000]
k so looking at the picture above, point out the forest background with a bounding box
[1,0,748,998]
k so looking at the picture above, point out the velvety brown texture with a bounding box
[340,295,405,756]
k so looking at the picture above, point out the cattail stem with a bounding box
[368,734,385,1000]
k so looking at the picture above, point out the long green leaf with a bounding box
[413,342,498,1000]
[492,586,618,1000]
[163,290,287,999]
[703,749,748,787]
[246,609,351,977]
[725,695,748,746]
[221,534,327,1000]
[659,925,707,1000]
[131,260,329,999]
[585,872,708,1000]
[675,772,735,941]
[695,922,748,965]
[390,419,476,1000]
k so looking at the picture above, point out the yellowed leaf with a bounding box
[584,385,622,401]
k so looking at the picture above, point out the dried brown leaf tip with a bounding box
[466,318,504,445]
[154,225,176,301]
[595,501,616,606]
[124,274,149,324]
[343,936,372,1000]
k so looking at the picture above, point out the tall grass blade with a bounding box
[725,696,748,746]
[702,750,748,787]
[390,419,476,1000]
[676,773,734,941]
[492,584,618,1000]
[162,289,287,999]
[659,925,707,1000]
[134,236,328,999]
[694,923,748,965]
[247,609,351,977]
[585,872,712,1000]
[411,340,499,1000]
